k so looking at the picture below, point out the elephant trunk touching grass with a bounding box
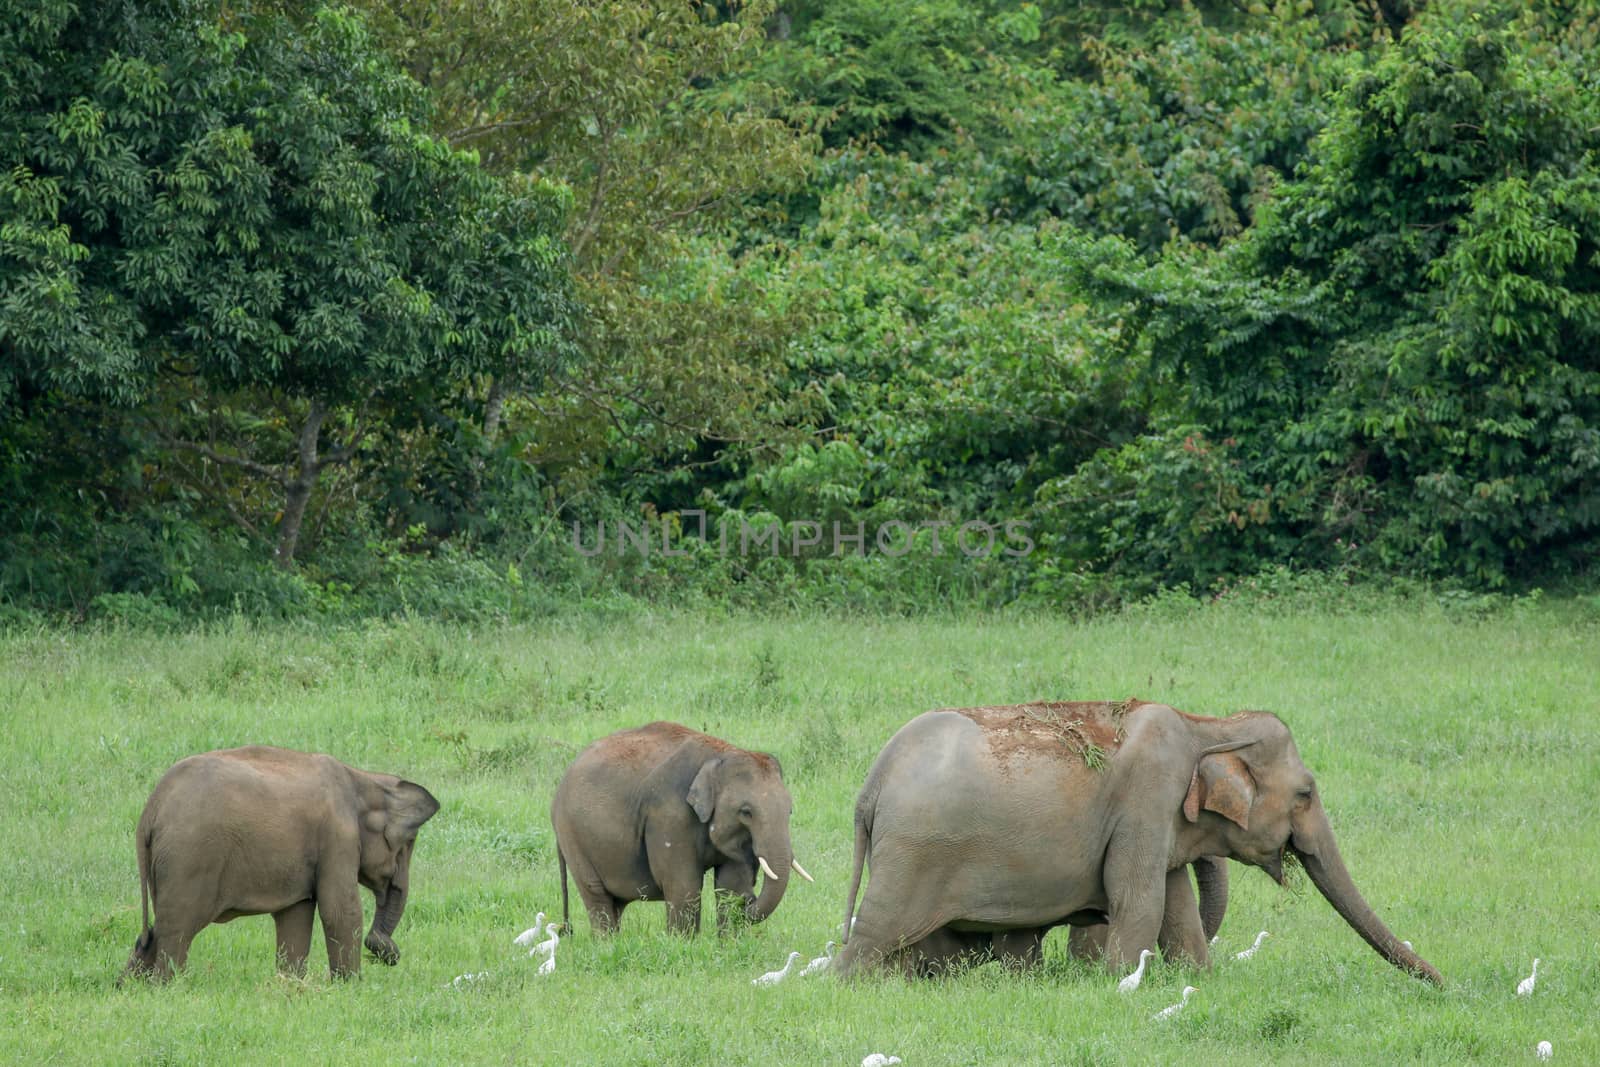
[1290,795,1441,984]
[834,700,1443,986]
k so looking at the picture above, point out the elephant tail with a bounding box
[841,798,871,945]
[557,844,571,936]
[135,822,154,950]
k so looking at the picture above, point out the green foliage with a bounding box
[0,0,574,566]
[1061,4,1600,586]
[353,0,816,489]
[997,7,1356,251]
[756,0,1023,149]
[6,0,1600,615]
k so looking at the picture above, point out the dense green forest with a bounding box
[4,0,1598,623]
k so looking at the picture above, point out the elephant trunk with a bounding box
[745,830,793,923]
[1192,855,1229,943]
[364,881,406,964]
[1291,799,1441,985]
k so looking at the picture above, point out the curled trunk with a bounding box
[364,882,406,964]
[745,830,794,923]
[1292,799,1442,985]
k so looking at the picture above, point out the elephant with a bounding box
[122,746,439,982]
[890,856,1228,976]
[833,700,1441,985]
[551,721,813,936]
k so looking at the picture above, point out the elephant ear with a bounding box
[687,757,722,823]
[383,781,441,850]
[1184,749,1256,830]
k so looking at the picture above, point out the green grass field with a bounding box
[3,600,1596,1064]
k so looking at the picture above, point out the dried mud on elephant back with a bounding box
[957,699,1144,775]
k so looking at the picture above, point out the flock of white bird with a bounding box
[453,916,1557,1062]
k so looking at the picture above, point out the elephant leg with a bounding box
[1068,924,1108,961]
[832,859,951,979]
[316,869,364,978]
[1157,866,1209,968]
[992,928,1046,972]
[562,847,623,935]
[660,879,703,936]
[713,861,756,935]
[141,876,216,980]
[894,928,978,977]
[648,840,703,936]
[1101,835,1166,973]
[273,899,316,977]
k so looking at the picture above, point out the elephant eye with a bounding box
[739,804,754,817]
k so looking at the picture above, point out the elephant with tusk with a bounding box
[834,700,1442,985]
[551,721,811,936]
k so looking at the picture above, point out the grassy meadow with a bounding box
[2,598,1597,1064]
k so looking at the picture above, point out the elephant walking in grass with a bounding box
[552,721,812,935]
[123,746,439,981]
[835,701,1441,985]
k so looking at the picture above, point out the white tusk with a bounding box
[758,856,781,882]
[791,859,814,883]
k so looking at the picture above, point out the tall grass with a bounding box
[3,599,1596,1063]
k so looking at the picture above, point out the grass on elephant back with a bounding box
[1,597,1599,1064]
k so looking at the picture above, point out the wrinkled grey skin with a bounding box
[1066,855,1229,965]
[122,746,439,982]
[895,857,1228,976]
[835,701,1441,985]
[551,722,802,936]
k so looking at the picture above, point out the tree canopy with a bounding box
[4,0,1597,622]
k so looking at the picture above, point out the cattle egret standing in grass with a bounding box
[1117,949,1155,993]
[1536,1040,1553,1060]
[800,941,837,977]
[514,912,547,947]
[1517,958,1539,996]
[537,940,557,977]
[753,951,803,986]
[1152,986,1197,1021]
[861,1055,902,1067]
[1235,931,1269,961]
[530,922,560,960]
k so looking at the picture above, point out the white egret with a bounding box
[800,941,837,977]
[1234,931,1269,961]
[861,1055,902,1067]
[531,921,560,960]
[513,912,547,947]
[1117,949,1155,993]
[752,951,803,986]
[1536,1040,1552,1060]
[1517,958,1539,997]
[1152,986,1197,1021]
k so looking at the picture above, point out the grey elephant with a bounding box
[834,700,1441,984]
[122,746,439,981]
[889,856,1228,976]
[551,721,812,935]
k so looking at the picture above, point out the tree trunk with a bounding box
[272,398,327,570]
[483,374,509,443]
